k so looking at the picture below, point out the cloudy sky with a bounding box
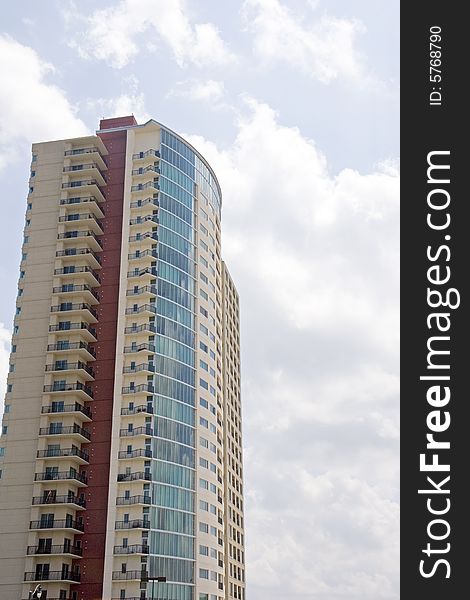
[0,1,399,598]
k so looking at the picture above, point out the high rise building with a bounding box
[0,116,245,600]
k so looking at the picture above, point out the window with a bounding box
[2,426,8,435]
[4,405,10,414]
[199,522,209,533]
[199,545,209,556]
[201,273,208,284]
[19,271,25,279]
[200,240,208,252]
[18,289,23,297]
[200,289,208,301]
[201,256,208,268]
[0,448,4,457]
[23,236,29,244]
[200,479,209,490]
[13,326,19,335]
[22,252,28,260]
[11,345,16,353]
[200,324,208,335]
[8,364,15,373]
[7,384,13,393]
[210,525,217,536]
[200,398,208,409]
[200,379,208,390]
[200,437,209,448]
[25,219,31,227]
[31,154,37,162]
[200,360,208,371]
[200,457,208,468]
[199,569,209,579]
[200,418,208,429]
[200,307,208,318]
[200,500,208,511]
[200,342,208,353]
[15,307,21,316]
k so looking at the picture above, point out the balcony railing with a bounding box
[38,424,91,441]
[130,196,159,209]
[63,163,102,173]
[65,147,102,157]
[121,405,153,415]
[60,195,102,207]
[117,471,151,482]
[48,323,96,337]
[52,284,99,301]
[125,285,157,297]
[116,495,151,506]
[56,248,101,263]
[50,303,98,319]
[62,179,102,189]
[27,544,83,556]
[123,343,155,354]
[57,230,102,247]
[123,323,156,334]
[34,471,88,485]
[24,571,81,582]
[125,304,156,316]
[29,519,85,532]
[58,213,102,227]
[45,362,94,377]
[122,363,155,374]
[121,384,155,395]
[43,382,93,398]
[132,149,160,159]
[132,165,160,175]
[41,403,92,418]
[54,265,101,281]
[37,447,89,461]
[129,215,158,226]
[114,544,149,554]
[128,249,158,260]
[115,519,151,529]
[131,181,160,192]
[112,570,148,580]
[32,494,86,508]
[119,426,153,437]
[127,267,157,278]
[117,448,152,459]
[47,341,95,356]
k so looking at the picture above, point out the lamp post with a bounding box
[141,574,166,600]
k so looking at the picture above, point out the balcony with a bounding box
[57,230,102,252]
[53,265,101,286]
[132,148,160,160]
[123,323,156,335]
[130,196,159,210]
[131,181,160,193]
[29,518,85,533]
[58,213,104,235]
[56,247,101,269]
[122,363,155,375]
[47,342,95,361]
[65,146,107,170]
[52,284,99,305]
[37,447,89,464]
[63,162,106,184]
[128,232,158,245]
[117,471,151,482]
[112,570,148,581]
[59,195,105,218]
[115,519,151,529]
[129,214,158,227]
[121,405,153,416]
[43,382,94,401]
[24,571,81,583]
[50,302,98,322]
[127,267,157,279]
[117,448,152,460]
[116,495,151,506]
[62,179,105,203]
[119,426,153,438]
[38,424,91,442]
[114,544,149,555]
[32,494,86,509]
[125,285,157,299]
[34,470,88,486]
[48,322,97,342]
[41,402,92,421]
[125,304,156,317]
[45,361,95,380]
[123,343,155,355]
[27,543,83,557]
[132,165,160,176]
[128,249,158,262]
[121,384,154,396]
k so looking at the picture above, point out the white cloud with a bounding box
[169,79,226,103]
[84,75,150,123]
[0,323,10,416]
[183,98,399,599]
[242,0,369,83]
[67,0,235,69]
[0,35,89,171]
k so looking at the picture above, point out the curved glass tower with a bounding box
[0,117,245,600]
